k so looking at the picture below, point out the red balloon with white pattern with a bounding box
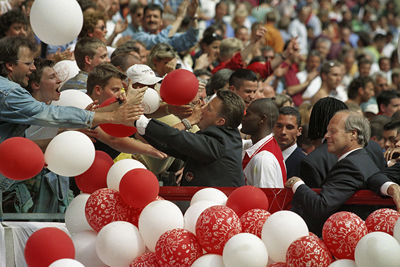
[322,211,368,259]
[85,188,131,232]
[130,252,159,267]
[267,263,287,267]
[286,235,333,266]
[155,228,203,267]
[195,205,242,254]
[365,208,400,235]
[240,208,271,238]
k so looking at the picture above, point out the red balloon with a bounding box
[240,208,270,238]
[195,205,242,254]
[322,211,368,260]
[0,137,44,180]
[75,150,113,193]
[286,235,333,267]
[98,97,137,137]
[365,208,400,235]
[155,228,203,267]
[160,69,199,105]
[226,185,269,217]
[85,188,132,232]
[267,263,287,267]
[24,227,75,267]
[119,168,159,209]
[130,252,159,267]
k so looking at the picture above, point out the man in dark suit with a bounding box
[273,106,305,178]
[135,89,245,187]
[286,110,400,236]
[300,97,386,188]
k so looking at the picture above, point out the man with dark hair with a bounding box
[206,68,233,96]
[131,1,200,52]
[383,120,400,151]
[229,68,258,108]
[241,98,286,187]
[287,110,400,236]
[135,89,246,186]
[0,9,28,38]
[273,106,305,178]
[377,90,400,117]
[346,76,374,106]
[61,37,110,92]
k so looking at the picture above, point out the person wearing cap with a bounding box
[130,2,199,53]
[86,63,167,160]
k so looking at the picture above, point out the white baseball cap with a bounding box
[126,64,163,85]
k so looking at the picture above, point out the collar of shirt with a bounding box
[282,143,297,161]
[244,133,274,158]
[338,147,362,161]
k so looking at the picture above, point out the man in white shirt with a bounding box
[273,106,305,178]
[241,98,286,188]
[286,110,400,235]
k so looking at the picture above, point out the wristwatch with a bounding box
[181,118,192,130]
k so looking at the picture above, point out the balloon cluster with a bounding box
[23,178,400,266]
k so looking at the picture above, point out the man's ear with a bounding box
[297,126,303,137]
[31,81,40,91]
[228,85,235,92]
[93,85,102,97]
[84,55,92,67]
[216,117,226,126]
[5,62,14,73]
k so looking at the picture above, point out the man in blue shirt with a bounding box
[130,2,199,52]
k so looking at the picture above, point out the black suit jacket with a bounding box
[384,162,400,184]
[285,146,306,178]
[300,140,386,188]
[142,119,245,187]
[293,149,390,236]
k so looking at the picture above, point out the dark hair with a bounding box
[193,69,212,78]
[377,90,400,110]
[111,44,140,59]
[27,58,55,93]
[320,60,341,75]
[249,98,279,130]
[206,68,233,95]
[216,89,245,129]
[347,76,374,100]
[279,106,301,126]
[378,56,390,65]
[87,63,126,96]
[308,97,348,140]
[383,119,400,132]
[77,0,97,12]
[229,69,258,88]
[370,115,391,139]
[74,37,106,70]
[201,32,223,46]
[0,9,28,38]
[111,53,140,72]
[129,2,144,14]
[357,57,372,67]
[143,3,163,17]
[0,36,37,77]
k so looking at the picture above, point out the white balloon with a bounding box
[139,200,184,251]
[106,158,146,191]
[53,60,80,88]
[261,210,309,263]
[96,221,145,267]
[328,259,357,267]
[223,233,268,267]
[142,88,160,114]
[30,0,83,45]
[355,231,400,267]
[190,188,228,206]
[49,259,84,267]
[184,201,216,234]
[393,217,400,243]
[71,230,106,267]
[52,89,93,109]
[191,254,224,267]
[45,131,95,176]
[65,194,92,235]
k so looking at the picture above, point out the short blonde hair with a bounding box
[147,43,177,69]
[219,38,243,61]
